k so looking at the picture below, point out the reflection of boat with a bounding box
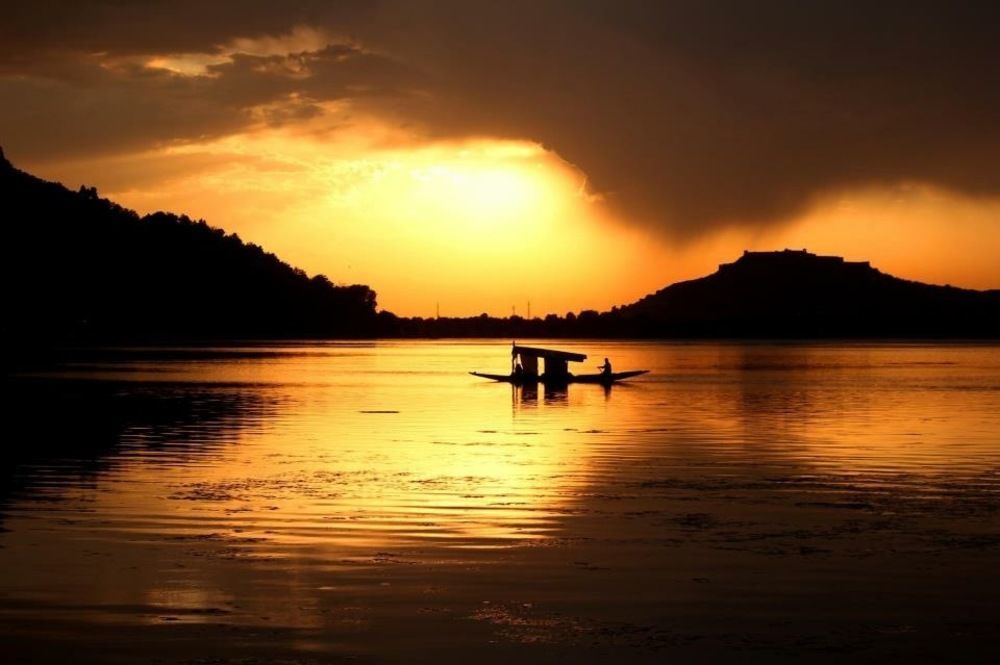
[471,343,649,385]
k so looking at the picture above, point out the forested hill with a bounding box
[383,250,1000,338]
[5,146,998,344]
[1,148,378,342]
[607,249,1000,337]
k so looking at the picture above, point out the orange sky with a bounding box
[22,120,1000,317]
[6,7,1000,316]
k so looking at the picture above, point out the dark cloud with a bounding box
[0,1,362,60]
[0,40,415,160]
[2,0,999,236]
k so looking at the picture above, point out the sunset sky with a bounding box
[3,1,1000,316]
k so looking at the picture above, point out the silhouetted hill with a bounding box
[4,148,997,343]
[1,148,377,343]
[606,249,1000,337]
[381,250,1000,338]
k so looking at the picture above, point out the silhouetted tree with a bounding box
[2,152,378,343]
[3,150,998,343]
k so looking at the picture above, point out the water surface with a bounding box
[2,341,999,662]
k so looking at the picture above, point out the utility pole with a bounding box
[436,302,440,319]
[527,301,531,319]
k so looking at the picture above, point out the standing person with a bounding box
[599,357,612,376]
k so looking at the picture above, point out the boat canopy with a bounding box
[511,344,586,363]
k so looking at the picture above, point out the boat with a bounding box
[470,369,649,385]
[470,343,649,385]
[565,369,649,384]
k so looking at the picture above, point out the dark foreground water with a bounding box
[2,341,999,663]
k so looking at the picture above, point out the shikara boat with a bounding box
[470,344,649,385]
[470,369,649,385]
[565,369,649,384]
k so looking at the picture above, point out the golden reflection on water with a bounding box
[13,343,620,551]
[2,341,1000,640]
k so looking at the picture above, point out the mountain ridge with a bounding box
[2,148,379,343]
[3,150,998,341]
[605,248,1000,337]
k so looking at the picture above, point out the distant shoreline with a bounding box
[5,155,999,346]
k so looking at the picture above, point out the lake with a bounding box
[2,341,999,663]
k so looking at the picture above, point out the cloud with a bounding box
[0,34,415,161]
[2,1,1000,238]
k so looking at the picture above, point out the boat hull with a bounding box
[469,371,525,383]
[470,370,648,385]
[569,370,649,384]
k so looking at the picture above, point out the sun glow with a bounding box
[27,103,1000,320]
[43,110,671,317]
[409,163,542,229]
